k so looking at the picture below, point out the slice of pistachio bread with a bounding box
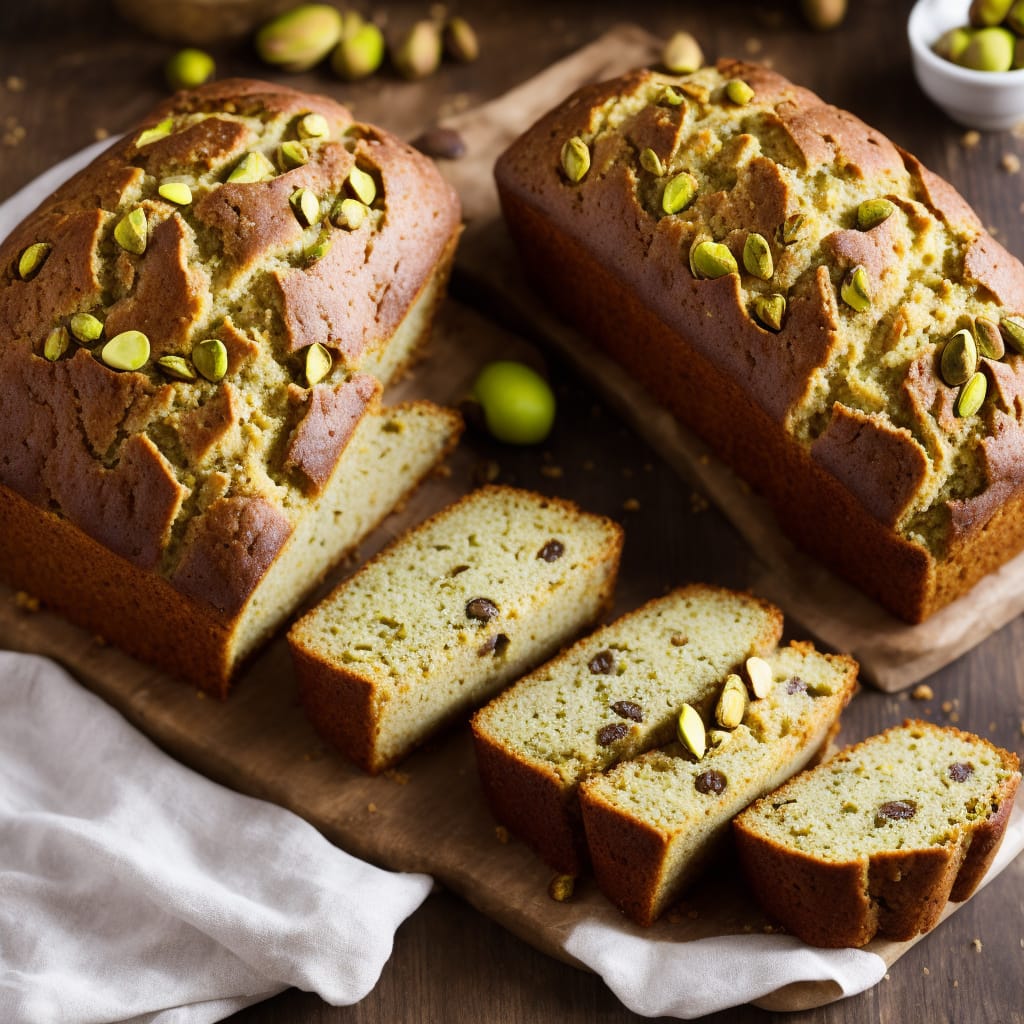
[579,641,858,925]
[496,60,1024,622]
[288,486,623,774]
[0,79,462,692]
[470,585,784,875]
[733,721,1021,947]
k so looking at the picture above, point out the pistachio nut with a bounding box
[800,0,848,30]
[101,330,150,372]
[662,171,698,215]
[560,136,590,183]
[332,197,367,229]
[158,181,193,205]
[940,328,978,386]
[1015,36,1024,69]
[69,312,103,344]
[17,242,51,281]
[999,315,1024,354]
[548,874,575,902]
[278,140,310,170]
[707,728,733,749]
[974,316,1005,360]
[392,19,442,80]
[659,85,686,107]
[779,213,805,245]
[746,656,773,699]
[742,232,774,280]
[156,355,197,382]
[136,117,174,148]
[192,338,228,383]
[290,187,321,228]
[165,48,215,91]
[114,207,148,256]
[227,151,276,184]
[960,26,1015,71]
[662,31,703,73]
[297,112,329,140]
[691,240,738,279]
[955,371,988,417]
[1008,0,1024,34]
[857,198,895,231]
[331,21,385,81]
[715,674,748,729]
[934,26,973,62]
[725,78,755,105]
[305,235,332,264]
[444,16,479,63]
[347,165,377,205]
[43,326,69,362]
[305,342,333,386]
[840,265,871,312]
[639,147,665,177]
[752,293,786,332]
[255,3,344,72]
[968,0,1014,26]
[677,702,706,759]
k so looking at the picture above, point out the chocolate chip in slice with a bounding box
[597,723,628,746]
[537,539,565,562]
[611,700,643,722]
[695,769,727,795]
[874,800,917,826]
[588,650,615,675]
[465,597,498,622]
[948,762,975,783]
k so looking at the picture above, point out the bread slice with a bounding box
[733,720,1021,947]
[578,641,858,925]
[288,486,623,773]
[470,585,784,875]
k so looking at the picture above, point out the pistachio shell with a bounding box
[752,293,786,332]
[443,16,479,63]
[742,232,774,279]
[101,330,150,372]
[43,326,69,362]
[297,112,329,140]
[955,371,988,417]
[17,242,51,281]
[278,140,310,170]
[999,315,1024,354]
[255,3,344,72]
[226,151,276,184]
[158,181,193,205]
[136,117,174,148]
[347,165,377,205]
[290,187,321,227]
[392,19,442,79]
[974,316,1005,360]
[940,328,978,386]
[662,171,698,215]
[677,703,706,759]
[715,674,748,729]
[157,355,197,382]
[856,198,895,231]
[192,338,228,383]
[725,78,755,105]
[746,656,773,699]
[690,240,738,279]
[69,312,104,344]
[332,197,367,230]
[662,31,703,73]
[840,265,871,312]
[114,207,147,256]
[331,21,385,80]
[305,342,333,386]
[560,136,590,183]
[639,147,665,176]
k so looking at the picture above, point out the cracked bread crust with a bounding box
[496,61,1024,622]
[0,79,462,689]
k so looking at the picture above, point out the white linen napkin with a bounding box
[0,652,433,1024]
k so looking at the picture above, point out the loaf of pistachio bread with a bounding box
[733,721,1021,947]
[0,79,462,694]
[496,60,1024,623]
[579,641,857,925]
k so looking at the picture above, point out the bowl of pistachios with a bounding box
[909,0,1024,129]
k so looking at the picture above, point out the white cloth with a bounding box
[0,652,433,1024]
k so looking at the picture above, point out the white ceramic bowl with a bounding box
[908,0,1024,130]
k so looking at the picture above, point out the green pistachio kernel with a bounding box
[752,293,787,332]
[101,330,150,372]
[305,235,332,264]
[136,117,174,148]
[227,151,276,184]
[779,213,805,245]
[639,147,665,176]
[725,78,755,105]
[959,26,1015,71]
[676,702,706,759]
[742,232,774,280]
[347,165,377,205]
[999,315,1024,354]
[305,342,333,386]
[856,198,895,231]
[955,371,988,417]
[297,112,329,140]
[940,328,978,386]
[69,312,104,344]
[560,136,590,183]
[165,48,215,91]
[662,171,698,215]
[974,316,1005,360]
[290,187,321,227]
[192,338,229,383]
[332,197,368,229]
[114,207,148,256]
[157,355,197,382]
[840,265,871,312]
[332,21,386,80]
[17,242,51,281]
[43,326,70,362]
[158,181,193,205]
[690,240,738,279]
[659,85,686,107]
[278,140,310,170]
[472,360,556,444]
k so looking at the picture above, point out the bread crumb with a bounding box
[883,972,890,981]
[367,802,378,814]
[1,120,25,147]
[953,979,959,988]
[1002,153,1021,174]
[495,825,510,844]
[548,873,574,902]
[539,464,563,479]
[744,37,763,54]
[94,127,109,141]
[941,700,954,713]
[383,768,410,785]
[961,130,981,149]
[972,938,983,952]
[5,75,25,92]
[623,498,641,512]
[949,711,960,723]
[911,684,933,700]
[13,591,39,612]
[922,966,930,976]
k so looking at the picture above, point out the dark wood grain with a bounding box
[2,2,1022,1023]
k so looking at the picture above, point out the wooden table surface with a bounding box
[2,1,1022,1022]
